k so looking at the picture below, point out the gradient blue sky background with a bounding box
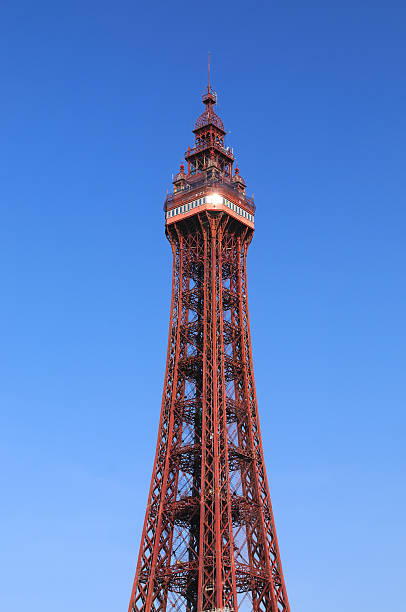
[1,1,405,610]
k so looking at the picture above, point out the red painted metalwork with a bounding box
[128,81,290,612]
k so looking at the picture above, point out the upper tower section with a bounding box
[164,72,255,230]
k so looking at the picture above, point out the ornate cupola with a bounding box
[185,78,234,179]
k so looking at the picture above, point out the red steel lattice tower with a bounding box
[128,79,290,612]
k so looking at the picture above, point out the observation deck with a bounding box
[164,174,255,229]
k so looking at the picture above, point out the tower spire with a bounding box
[202,53,216,107]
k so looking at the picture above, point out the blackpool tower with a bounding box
[128,78,290,612]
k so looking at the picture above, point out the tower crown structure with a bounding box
[166,79,254,229]
[129,79,290,612]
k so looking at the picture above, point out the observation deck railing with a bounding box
[185,141,234,159]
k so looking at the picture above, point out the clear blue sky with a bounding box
[0,1,405,610]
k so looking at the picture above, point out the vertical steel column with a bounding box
[129,234,183,612]
[240,243,290,612]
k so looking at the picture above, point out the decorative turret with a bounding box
[173,163,187,193]
[232,164,246,194]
